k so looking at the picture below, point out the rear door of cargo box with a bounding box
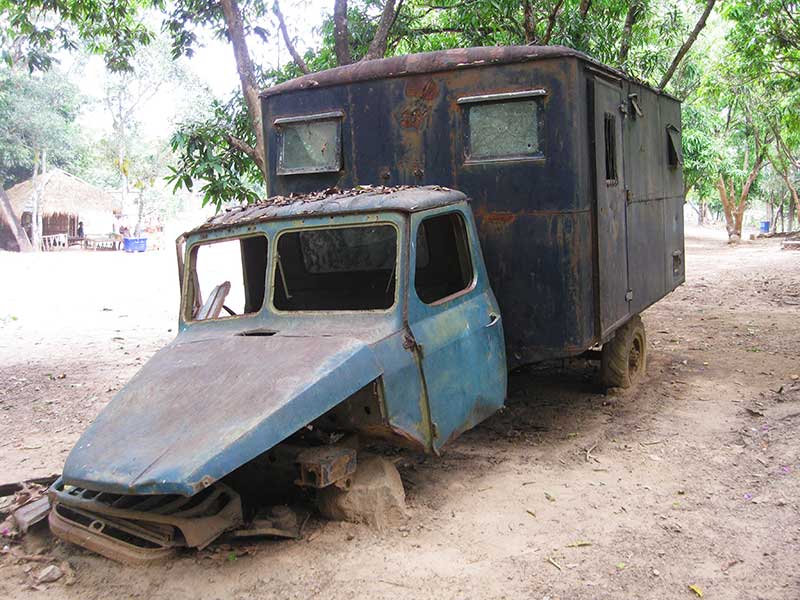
[593,77,631,336]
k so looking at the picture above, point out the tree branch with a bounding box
[618,0,642,67]
[273,0,309,74]
[364,0,403,61]
[658,0,716,90]
[225,133,262,168]
[579,0,592,18]
[542,0,564,45]
[333,0,352,66]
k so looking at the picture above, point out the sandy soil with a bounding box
[1,226,798,599]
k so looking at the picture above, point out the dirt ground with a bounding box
[1,226,799,599]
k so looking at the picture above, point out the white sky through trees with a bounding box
[72,0,328,146]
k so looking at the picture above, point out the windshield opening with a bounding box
[273,224,397,312]
[186,235,268,321]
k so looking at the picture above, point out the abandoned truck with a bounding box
[49,46,685,562]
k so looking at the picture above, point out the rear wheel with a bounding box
[600,315,647,388]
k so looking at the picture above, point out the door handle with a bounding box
[486,313,500,328]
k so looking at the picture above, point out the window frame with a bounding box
[666,125,683,168]
[182,232,269,324]
[458,89,547,165]
[269,220,401,315]
[274,110,344,176]
[413,209,477,307]
[603,112,618,186]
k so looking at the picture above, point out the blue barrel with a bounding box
[123,237,148,252]
[759,220,770,233]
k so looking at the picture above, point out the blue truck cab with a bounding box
[49,186,507,562]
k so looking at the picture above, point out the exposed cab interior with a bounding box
[186,235,268,321]
[274,224,398,311]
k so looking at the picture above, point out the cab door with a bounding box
[407,206,506,452]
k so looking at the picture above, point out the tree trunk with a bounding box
[717,176,736,239]
[523,0,537,44]
[30,148,46,251]
[717,156,764,241]
[790,197,796,232]
[766,193,773,231]
[333,0,352,66]
[697,197,705,225]
[778,170,800,223]
[118,132,128,216]
[658,0,716,90]
[135,190,145,237]
[0,187,33,251]
[220,0,267,178]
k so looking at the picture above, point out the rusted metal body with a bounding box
[261,45,685,366]
[52,46,684,564]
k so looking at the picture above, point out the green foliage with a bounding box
[681,103,719,200]
[0,65,88,187]
[0,0,154,72]
[167,95,264,207]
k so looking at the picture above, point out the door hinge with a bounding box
[626,189,633,203]
[625,289,634,302]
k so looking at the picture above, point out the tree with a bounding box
[101,36,186,231]
[0,64,87,248]
[718,0,800,235]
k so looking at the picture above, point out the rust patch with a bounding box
[482,211,516,225]
[399,77,438,130]
[400,106,430,129]
[405,78,438,101]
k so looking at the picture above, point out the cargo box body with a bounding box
[261,46,685,368]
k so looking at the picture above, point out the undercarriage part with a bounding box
[232,505,309,540]
[295,445,357,490]
[48,480,243,565]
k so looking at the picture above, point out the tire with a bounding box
[600,315,647,388]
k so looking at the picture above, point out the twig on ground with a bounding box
[585,443,598,462]
[546,556,562,570]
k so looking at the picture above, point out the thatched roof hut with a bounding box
[0,169,119,250]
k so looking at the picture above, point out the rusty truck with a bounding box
[49,46,685,563]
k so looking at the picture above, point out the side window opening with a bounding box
[604,113,618,184]
[415,212,474,304]
[666,125,682,168]
[188,235,268,321]
[459,90,546,162]
[273,224,397,311]
[275,112,343,175]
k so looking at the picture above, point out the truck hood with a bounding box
[62,334,383,496]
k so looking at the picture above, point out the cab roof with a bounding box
[188,185,467,235]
